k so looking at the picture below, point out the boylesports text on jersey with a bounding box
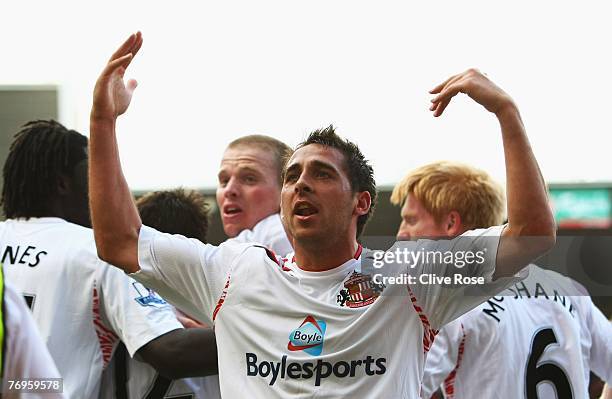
[246,353,387,386]
[247,315,386,386]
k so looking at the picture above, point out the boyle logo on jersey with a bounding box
[132,282,168,308]
[288,315,327,356]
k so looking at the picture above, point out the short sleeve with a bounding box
[97,264,183,356]
[382,225,528,329]
[421,319,464,398]
[132,225,250,325]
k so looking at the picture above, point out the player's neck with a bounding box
[293,238,359,272]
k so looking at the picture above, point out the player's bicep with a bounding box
[134,225,243,323]
[495,224,556,279]
[94,225,140,274]
[495,226,532,279]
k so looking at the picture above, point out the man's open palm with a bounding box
[92,32,143,121]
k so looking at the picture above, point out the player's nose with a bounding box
[223,177,240,198]
[396,226,410,241]
[294,174,313,194]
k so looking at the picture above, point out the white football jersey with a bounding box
[230,213,292,257]
[100,213,289,399]
[422,264,612,399]
[97,212,289,399]
[1,282,65,399]
[0,218,183,399]
[133,224,528,398]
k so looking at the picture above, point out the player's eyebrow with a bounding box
[236,166,263,176]
[309,160,340,175]
[285,163,301,176]
[218,165,262,179]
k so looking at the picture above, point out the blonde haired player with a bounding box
[391,161,612,398]
[392,161,505,239]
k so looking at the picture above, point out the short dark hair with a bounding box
[136,188,210,243]
[228,135,292,186]
[2,120,88,219]
[293,125,377,238]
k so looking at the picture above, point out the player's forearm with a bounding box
[89,116,142,273]
[169,328,219,378]
[139,328,219,378]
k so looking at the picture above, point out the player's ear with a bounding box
[445,211,463,236]
[354,191,371,217]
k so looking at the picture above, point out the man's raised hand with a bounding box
[429,68,515,117]
[91,32,143,122]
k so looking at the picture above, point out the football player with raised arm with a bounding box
[88,32,556,397]
[390,161,612,398]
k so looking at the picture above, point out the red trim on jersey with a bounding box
[256,245,292,272]
[92,286,119,367]
[280,258,291,272]
[212,274,231,322]
[406,286,438,353]
[443,324,467,399]
[255,245,279,265]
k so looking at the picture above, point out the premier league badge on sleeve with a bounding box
[132,282,168,307]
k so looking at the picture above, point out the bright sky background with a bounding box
[1,0,610,190]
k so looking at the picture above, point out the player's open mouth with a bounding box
[223,205,243,218]
[293,201,318,220]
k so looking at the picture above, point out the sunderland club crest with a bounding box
[337,272,385,308]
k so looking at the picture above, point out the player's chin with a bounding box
[290,222,326,242]
[223,222,245,238]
